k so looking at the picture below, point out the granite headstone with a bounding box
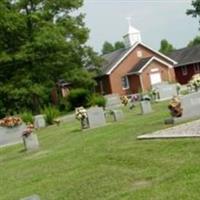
[154,82,177,100]
[23,133,39,151]
[140,100,152,114]
[87,107,106,128]
[0,124,26,147]
[104,94,122,110]
[111,109,124,121]
[34,115,46,129]
[165,92,200,124]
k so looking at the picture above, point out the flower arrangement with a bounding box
[120,95,129,106]
[168,96,183,117]
[0,116,22,128]
[75,107,88,129]
[75,107,88,120]
[189,74,200,91]
[22,124,34,137]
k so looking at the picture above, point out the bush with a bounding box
[42,106,60,125]
[67,88,91,110]
[20,111,34,124]
[89,94,106,107]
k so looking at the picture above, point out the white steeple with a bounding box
[123,18,141,48]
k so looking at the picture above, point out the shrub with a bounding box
[89,94,106,107]
[20,111,34,124]
[42,106,60,125]
[67,88,90,110]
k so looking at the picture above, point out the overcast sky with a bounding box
[80,0,199,53]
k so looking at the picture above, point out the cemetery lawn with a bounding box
[1,101,200,200]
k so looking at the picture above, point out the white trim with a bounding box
[138,56,173,73]
[139,75,144,91]
[140,42,177,65]
[106,42,177,75]
[106,42,139,75]
[121,76,130,90]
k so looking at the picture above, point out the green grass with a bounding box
[1,101,200,200]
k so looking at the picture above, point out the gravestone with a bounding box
[154,82,177,100]
[87,107,106,128]
[20,194,40,200]
[111,109,124,121]
[0,124,26,147]
[140,100,152,114]
[23,133,39,151]
[104,94,122,110]
[165,92,200,124]
[34,115,46,129]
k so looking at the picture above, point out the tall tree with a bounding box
[159,39,175,55]
[101,41,114,54]
[188,35,200,47]
[0,0,101,115]
[186,0,200,27]
[101,40,125,54]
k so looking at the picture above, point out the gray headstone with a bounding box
[165,92,200,124]
[104,94,122,109]
[0,124,26,147]
[34,115,46,129]
[87,107,106,128]
[20,194,40,200]
[111,109,124,121]
[23,133,39,151]
[154,83,177,100]
[177,92,200,121]
[140,101,152,114]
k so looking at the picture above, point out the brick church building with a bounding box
[95,23,177,95]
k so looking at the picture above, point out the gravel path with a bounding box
[138,119,200,139]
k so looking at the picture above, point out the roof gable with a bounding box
[127,56,173,75]
[100,42,177,75]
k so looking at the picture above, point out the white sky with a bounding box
[80,0,199,53]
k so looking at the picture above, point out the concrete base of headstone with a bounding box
[138,119,200,140]
[23,133,39,151]
[34,115,46,129]
[140,101,152,114]
[20,194,40,200]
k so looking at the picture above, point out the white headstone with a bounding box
[104,94,122,110]
[23,133,39,151]
[111,109,124,121]
[154,83,177,100]
[140,101,152,114]
[87,107,106,128]
[34,115,46,129]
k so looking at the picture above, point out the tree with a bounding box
[186,0,200,27]
[0,0,101,115]
[114,41,125,50]
[101,41,114,54]
[159,39,175,55]
[188,35,200,47]
[101,41,125,54]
